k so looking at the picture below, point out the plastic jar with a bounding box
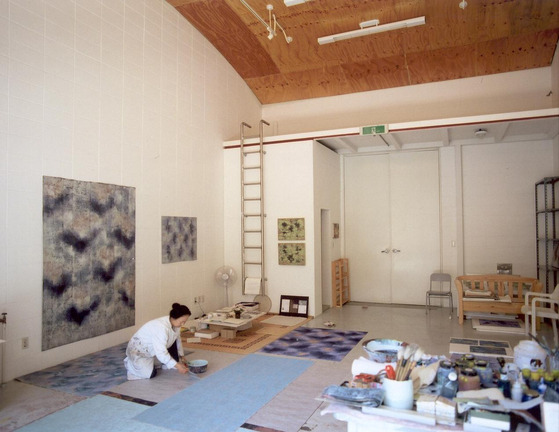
[437,360,455,388]
[474,360,493,387]
[440,371,458,399]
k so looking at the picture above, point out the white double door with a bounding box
[344,151,440,305]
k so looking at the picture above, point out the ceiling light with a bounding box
[360,19,380,29]
[459,1,468,9]
[474,129,488,138]
[317,16,426,45]
[240,0,293,44]
[284,0,308,6]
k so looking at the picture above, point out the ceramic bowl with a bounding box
[187,359,208,373]
[362,338,406,363]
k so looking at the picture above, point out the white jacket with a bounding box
[123,316,184,379]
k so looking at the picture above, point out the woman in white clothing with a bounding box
[124,303,191,380]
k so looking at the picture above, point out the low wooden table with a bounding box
[199,310,266,339]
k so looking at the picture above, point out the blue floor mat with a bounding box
[134,353,313,432]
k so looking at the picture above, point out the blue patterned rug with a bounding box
[259,327,367,361]
[16,343,129,397]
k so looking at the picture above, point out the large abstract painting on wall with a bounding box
[161,216,197,263]
[42,176,136,351]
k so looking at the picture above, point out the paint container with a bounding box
[440,372,458,399]
[497,372,511,398]
[474,360,493,387]
[436,360,455,389]
[458,368,480,391]
[522,389,539,402]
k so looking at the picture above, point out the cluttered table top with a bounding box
[319,337,559,431]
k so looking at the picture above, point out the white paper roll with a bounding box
[351,356,396,376]
[244,277,261,295]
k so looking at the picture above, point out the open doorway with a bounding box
[321,209,332,312]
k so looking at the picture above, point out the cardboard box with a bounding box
[220,329,237,339]
[194,329,219,339]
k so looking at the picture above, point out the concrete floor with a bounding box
[0,303,556,431]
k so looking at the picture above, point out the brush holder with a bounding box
[382,378,414,410]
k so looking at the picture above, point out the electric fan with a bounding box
[215,265,237,305]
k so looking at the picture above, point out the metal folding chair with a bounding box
[425,273,453,318]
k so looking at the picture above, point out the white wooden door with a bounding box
[344,151,440,305]
[345,154,392,303]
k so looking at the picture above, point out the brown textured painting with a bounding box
[278,243,306,266]
[42,176,136,351]
[278,218,305,241]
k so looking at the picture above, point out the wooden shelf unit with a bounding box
[332,258,350,307]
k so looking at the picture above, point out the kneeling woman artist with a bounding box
[124,303,191,380]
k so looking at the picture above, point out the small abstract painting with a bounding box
[42,176,136,351]
[278,243,306,265]
[162,216,197,263]
[278,218,305,240]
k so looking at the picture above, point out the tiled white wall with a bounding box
[0,0,261,380]
[462,140,556,277]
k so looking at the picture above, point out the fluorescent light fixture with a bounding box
[317,16,425,45]
[284,0,308,6]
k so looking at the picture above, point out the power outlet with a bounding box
[22,337,29,349]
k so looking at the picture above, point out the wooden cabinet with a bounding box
[332,258,350,307]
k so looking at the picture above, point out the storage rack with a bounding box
[332,258,350,307]
[535,176,559,294]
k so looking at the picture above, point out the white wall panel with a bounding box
[0,0,261,381]
[462,141,555,276]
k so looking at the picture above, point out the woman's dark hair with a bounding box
[169,303,191,319]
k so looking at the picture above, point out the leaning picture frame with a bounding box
[279,295,309,317]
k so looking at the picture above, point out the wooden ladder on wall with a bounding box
[240,120,269,295]
[332,258,350,307]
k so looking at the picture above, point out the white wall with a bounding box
[0,0,261,381]
[312,141,341,309]
[224,140,331,317]
[262,68,555,137]
[461,140,556,276]
[439,147,458,278]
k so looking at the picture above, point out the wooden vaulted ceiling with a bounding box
[168,0,559,104]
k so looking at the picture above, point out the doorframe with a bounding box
[321,209,332,311]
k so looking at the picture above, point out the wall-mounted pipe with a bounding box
[1,312,6,386]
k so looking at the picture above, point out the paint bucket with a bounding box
[514,341,547,370]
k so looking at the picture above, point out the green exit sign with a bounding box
[361,125,388,135]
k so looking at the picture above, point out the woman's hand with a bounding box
[175,361,188,374]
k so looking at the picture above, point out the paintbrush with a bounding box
[395,347,404,380]
[404,347,424,381]
[396,344,414,381]
[400,344,419,381]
